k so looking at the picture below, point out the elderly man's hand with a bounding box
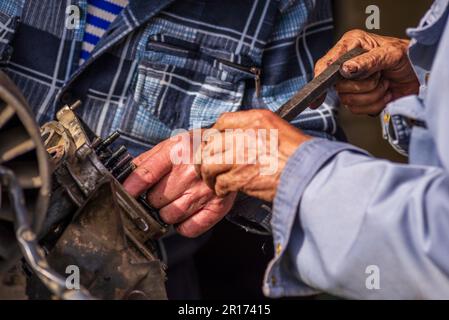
[197,110,311,202]
[123,131,236,238]
[312,29,419,115]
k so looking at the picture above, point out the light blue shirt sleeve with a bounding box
[264,1,449,299]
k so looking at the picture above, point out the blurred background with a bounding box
[195,0,434,300]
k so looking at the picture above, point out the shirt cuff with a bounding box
[263,138,368,298]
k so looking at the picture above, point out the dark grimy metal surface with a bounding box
[0,71,51,272]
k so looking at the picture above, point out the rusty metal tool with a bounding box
[275,47,365,122]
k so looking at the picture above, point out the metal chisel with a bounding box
[275,47,365,122]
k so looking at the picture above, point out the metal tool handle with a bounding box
[275,47,366,122]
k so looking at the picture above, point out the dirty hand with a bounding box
[312,29,419,115]
[123,131,236,238]
[197,110,311,203]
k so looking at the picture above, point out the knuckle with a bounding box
[159,210,175,225]
[182,192,196,206]
[254,109,267,118]
[139,165,157,184]
[259,109,273,120]
[251,109,274,126]
[365,54,378,68]
[253,117,263,127]
[215,177,229,194]
[345,29,365,38]
[217,112,233,124]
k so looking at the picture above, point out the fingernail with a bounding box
[343,62,359,74]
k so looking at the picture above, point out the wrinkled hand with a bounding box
[197,110,311,202]
[123,131,236,238]
[312,29,419,115]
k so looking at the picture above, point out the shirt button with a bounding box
[271,275,277,286]
[276,243,282,256]
[383,113,391,124]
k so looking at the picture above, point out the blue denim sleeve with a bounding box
[264,139,449,299]
[262,139,368,297]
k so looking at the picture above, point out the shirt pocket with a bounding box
[126,35,259,144]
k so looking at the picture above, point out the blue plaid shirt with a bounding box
[0,0,336,295]
[0,0,336,156]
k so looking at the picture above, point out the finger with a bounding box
[213,109,274,132]
[159,183,214,225]
[335,72,381,94]
[123,147,173,197]
[146,164,198,208]
[213,111,253,132]
[200,133,235,189]
[175,193,237,238]
[214,170,244,198]
[133,142,166,167]
[200,161,233,191]
[134,132,190,166]
[339,79,390,107]
[341,45,406,79]
[314,37,362,77]
[347,91,393,116]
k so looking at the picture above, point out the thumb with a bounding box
[341,46,402,80]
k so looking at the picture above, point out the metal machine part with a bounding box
[27,105,168,300]
[0,70,168,300]
[0,71,90,299]
[0,71,51,272]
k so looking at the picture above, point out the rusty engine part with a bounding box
[0,70,168,300]
[0,72,51,271]
[0,72,90,299]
